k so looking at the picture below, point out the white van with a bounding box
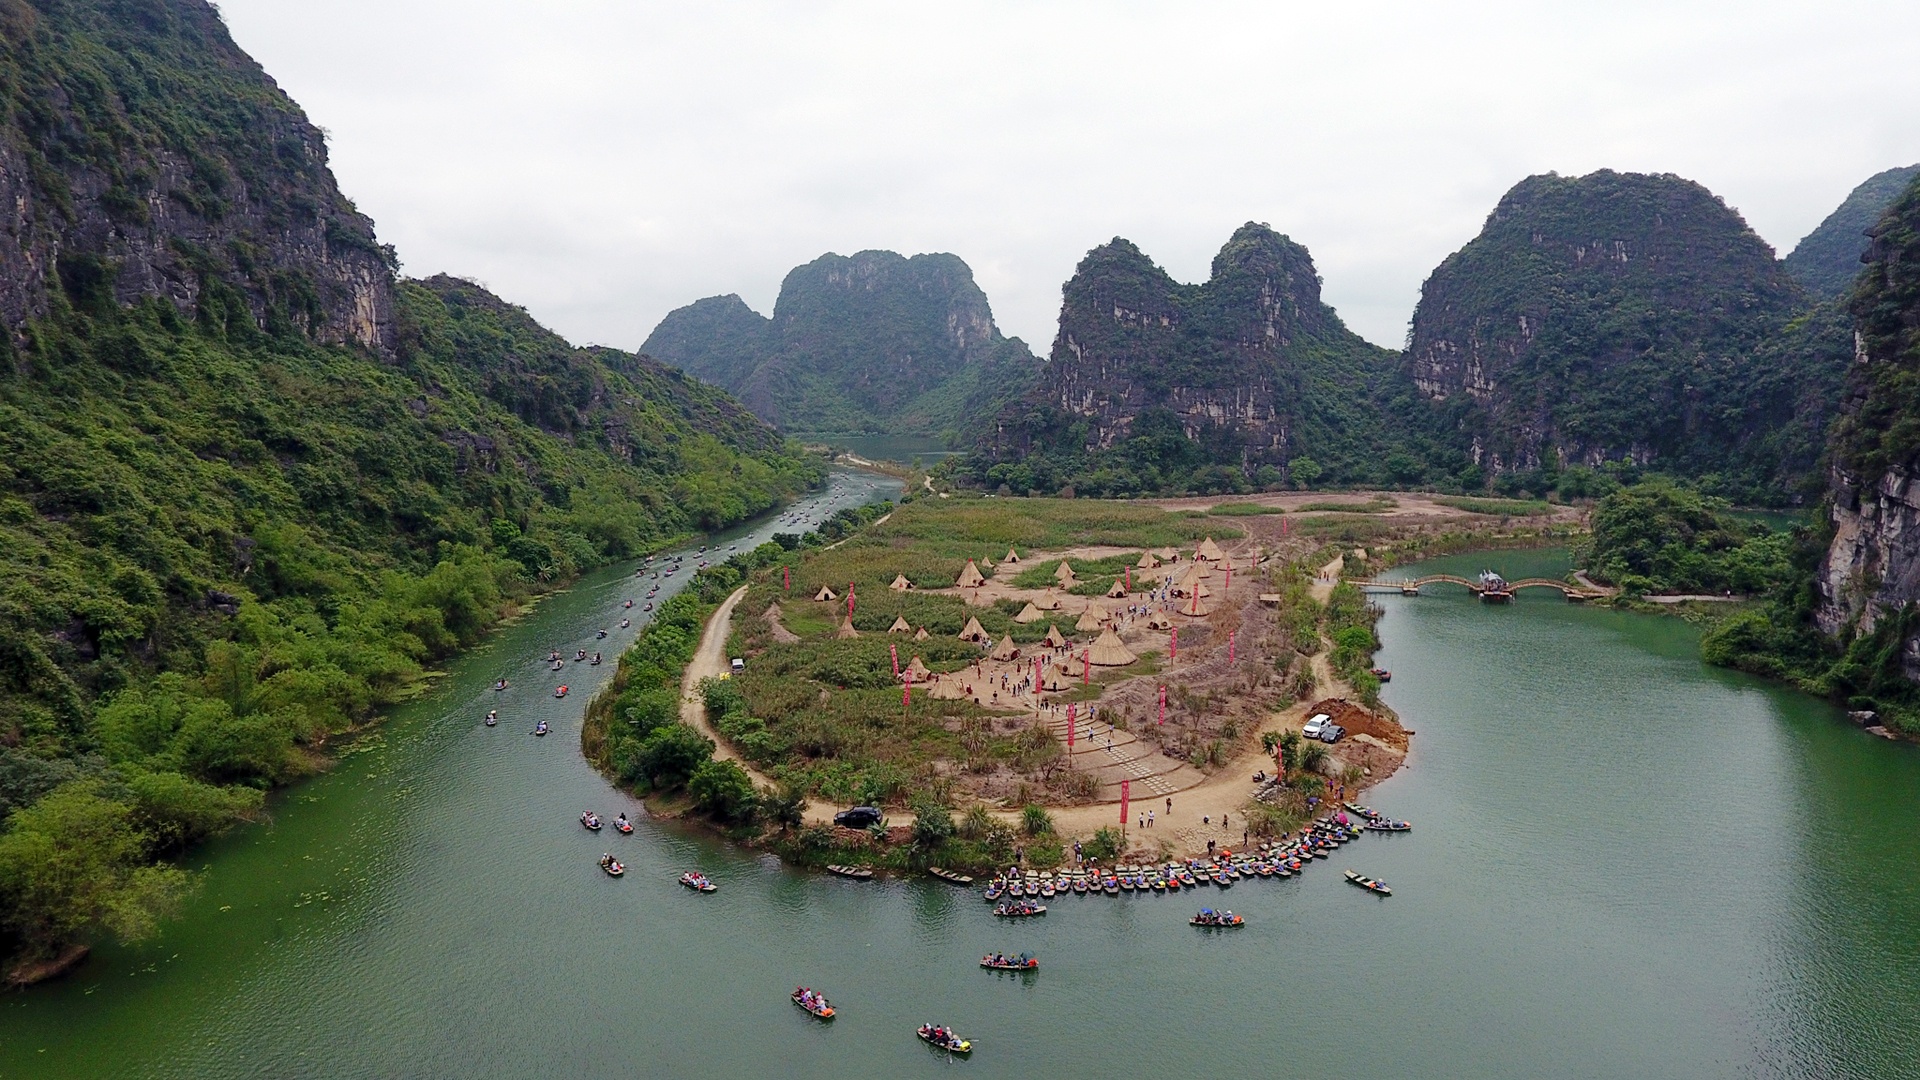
[729,657,745,675]
[1302,713,1332,739]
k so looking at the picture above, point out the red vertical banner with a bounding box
[1125,566,1131,592]
[1229,630,1236,663]
[1081,648,1090,686]
[847,584,855,617]
[783,566,790,591]
[902,682,910,714]
[890,643,900,677]
[1158,684,1166,725]
[1067,703,1076,748]
[1120,779,1130,826]
[1170,628,1178,661]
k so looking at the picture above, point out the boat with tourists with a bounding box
[553,686,569,698]
[791,988,834,1019]
[533,720,550,736]
[1191,908,1243,928]
[993,900,1046,917]
[598,854,625,877]
[485,710,498,727]
[981,952,1038,971]
[917,1024,971,1054]
[581,811,602,831]
[614,814,633,834]
[680,871,717,892]
[1364,819,1412,832]
[1345,869,1391,895]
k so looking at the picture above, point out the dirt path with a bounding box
[681,586,830,823]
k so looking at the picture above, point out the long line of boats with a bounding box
[980,812,1403,905]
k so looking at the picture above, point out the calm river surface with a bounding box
[2,537,1916,1079]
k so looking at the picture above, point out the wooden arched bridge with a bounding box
[1348,574,1612,602]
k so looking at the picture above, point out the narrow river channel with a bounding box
[1,526,1915,1079]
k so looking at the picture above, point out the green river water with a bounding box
[2,518,1916,1078]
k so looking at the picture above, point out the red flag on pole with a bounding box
[1121,779,1130,826]
[1081,648,1090,686]
[1067,703,1076,748]
[1158,684,1166,725]
[847,584,855,617]
[890,643,899,677]
[1125,566,1131,592]
[1170,628,1178,661]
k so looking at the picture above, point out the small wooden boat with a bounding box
[598,855,625,877]
[614,817,633,834]
[679,872,717,892]
[533,721,550,736]
[1344,802,1380,820]
[553,686,569,698]
[1102,878,1119,896]
[917,1025,971,1054]
[581,812,602,831]
[1345,869,1391,895]
[1190,909,1243,927]
[791,990,835,1019]
[826,864,874,880]
[1370,668,1391,682]
[928,867,974,885]
[492,680,509,691]
[980,952,1038,971]
[1365,819,1412,832]
[992,901,1046,917]
[1071,877,1088,894]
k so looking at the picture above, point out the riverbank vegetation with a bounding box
[0,280,819,975]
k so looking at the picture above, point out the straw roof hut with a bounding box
[1175,596,1214,618]
[837,618,861,638]
[1053,561,1077,584]
[1187,559,1214,578]
[958,616,990,643]
[813,584,838,602]
[914,627,930,641]
[888,615,912,633]
[955,561,986,588]
[1137,551,1160,569]
[903,656,932,682]
[1012,602,1044,624]
[1035,592,1063,611]
[1087,628,1138,666]
[1171,576,1212,599]
[889,574,913,592]
[1042,624,1068,647]
[989,636,1021,661]
[1145,613,1173,630]
[1003,547,1021,563]
[1157,547,1179,560]
[1074,605,1107,633]
[1057,654,1089,677]
[1196,537,1226,562]
[1105,578,1129,598]
[1039,665,1077,691]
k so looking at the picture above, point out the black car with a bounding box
[834,806,883,829]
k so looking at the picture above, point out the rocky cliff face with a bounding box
[1405,170,1817,495]
[1816,174,1920,673]
[983,223,1400,488]
[0,0,393,352]
[644,249,1038,435]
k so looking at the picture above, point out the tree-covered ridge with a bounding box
[1828,173,1920,481]
[1405,170,1833,503]
[0,0,395,348]
[969,223,1413,496]
[643,249,1041,439]
[1785,164,1920,300]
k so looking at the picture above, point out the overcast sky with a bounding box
[220,1,1920,353]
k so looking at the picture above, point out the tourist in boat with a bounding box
[596,628,607,639]
[624,600,633,609]
[575,649,587,661]
[485,710,498,726]
[590,653,602,665]
[493,679,509,691]
[619,618,630,628]
[614,813,631,831]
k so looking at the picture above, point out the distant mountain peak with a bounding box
[1786,164,1920,299]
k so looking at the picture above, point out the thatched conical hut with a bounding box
[1012,602,1044,624]
[837,617,861,638]
[888,615,912,633]
[1137,551,1161,570]
[1039,665,1076,691]
[813,584,838,602]
[1175,596,1214,618]
[1004,547,1021,563]
[1035,591,1063,611]
[1145,613,1173,630]
[902,655,932,682]
[989,636,1021,661]
[1106,578,1129,598]
[1196,537,1226,562]
[1042,624,1068,647]
[890,574,913,592]
[914,627,930,641]
[1053,561,1077,584]
[1171,576,1212,599]
[955,561,986,588]
[1087,628,1138,666]
[958,616,990,643]
[1074,605,1107,633]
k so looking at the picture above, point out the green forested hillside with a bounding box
[1785,164,1920,300]
[0,0,819,972]
[644,250,1041,440]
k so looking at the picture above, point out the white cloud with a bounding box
[219,0,1920,351]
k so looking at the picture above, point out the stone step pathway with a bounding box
[1035,712,1205,798]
